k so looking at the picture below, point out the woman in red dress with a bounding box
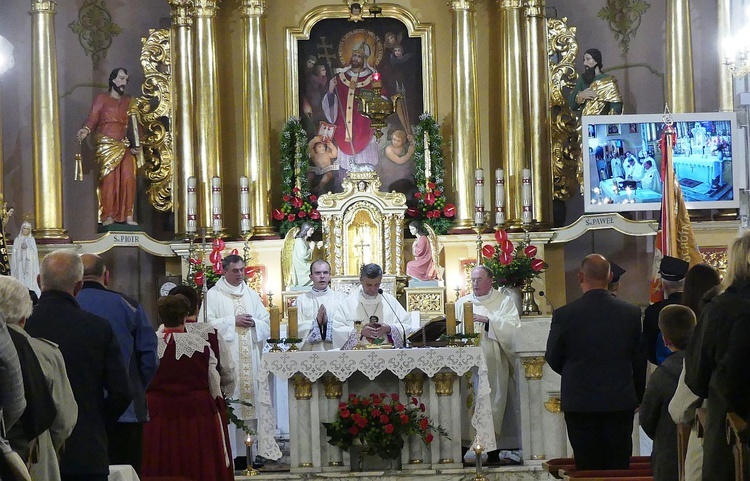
[142,294,232,481]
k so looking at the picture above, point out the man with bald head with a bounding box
[546,254,645,470]
[76,254,158,474]
[25,250,132,481]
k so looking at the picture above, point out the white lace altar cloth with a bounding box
[256,346,496,460]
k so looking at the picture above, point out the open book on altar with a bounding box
[407,316,462,347]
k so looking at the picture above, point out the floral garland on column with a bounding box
[407,113,455,235]
[272,117,321,237]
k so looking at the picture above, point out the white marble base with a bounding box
[235,465,549,480]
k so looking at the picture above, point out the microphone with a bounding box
[378,288,409,348]
[538,291,556,313]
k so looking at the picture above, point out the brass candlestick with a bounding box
[471,213,490,263]
[353,320,365,350]
[454,284,462,302]
[244,433,259,476]
[472,443,488,481]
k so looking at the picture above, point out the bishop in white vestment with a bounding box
[296,260,347,351]
[456,266,521,454]
[199,255,270,459]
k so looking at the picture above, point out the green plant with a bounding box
[482,229,548,288]
[323,392,447,460]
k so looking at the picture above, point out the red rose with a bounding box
[339,402,347,409]
[524,245,538,257]
[349,426,359,435]
[361,398,370,406]
[427,182,436,189]
[502,239,514,254]
[395,404,405,413]
[273,208,284,220]
[380,414,389,424]
[499,252,512,265]
[413,192,423,199]
[310,195,318,202]
[357,418,367,428]
[384,424,394,434]
[419,403,426,412]
[340,409,350,419]
[287,214,295,221]
[382,404,392,414]
[434,189,442,196]
[380,393,388,399]
[349,394,356,399]
[292,187,300,193]
[425,192,436,206]
[212,238,225,251]
[371,409,381,417]
[310,210,321,220]
[443,204,456,218]
[425,433,434,443]
[372,397,381,405]
[399,413,409,425]
[482,244,496,258]
[411,397,418,406]
[283,194,291,202]
[494,229,508,244]
[419,418,428,430]
[531,258,546,272]
[391,393,399,401]
[194,271,204,286]
[298,211,307,218]
[352,397,359,405]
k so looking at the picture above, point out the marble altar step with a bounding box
[235,464,551,480]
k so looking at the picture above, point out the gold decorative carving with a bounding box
[544,396,561,413]
[31,0,57,12]
[433,372,456,396]
[700,247,728,278]
[531,454,547,460]
[293,374,313,400]
[548,17,581,201]
[405,289,444,315]
[496,0,523,8]
[238,0,266,17]
[448,0,475,11]
[193,0,219,16]
[323,377,343,399]
[521,356,545,380]
[284,4,435,119]
[69,0,121,70]
[168,0,193,26]
[404,371,425,397]
[137,29,173,212]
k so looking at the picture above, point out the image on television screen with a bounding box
[581,112,743,213]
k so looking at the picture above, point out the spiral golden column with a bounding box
[717,0,734,112]
[524,0,552,229]
[239,0,274,238]
[665,0,695,113]
[168,0,196,237]
[497,0,528,227]
[448,0,481,232]
[31,0,67,241]
[193,0,223,231]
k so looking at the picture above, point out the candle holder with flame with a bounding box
[358,72,397,141]
[472,443,488,481]
[353,320,365,350]
[244,432,259,476]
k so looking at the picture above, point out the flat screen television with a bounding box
[581,112,745,213]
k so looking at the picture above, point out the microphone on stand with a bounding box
[538,291,556,313]
[378,288,409,348]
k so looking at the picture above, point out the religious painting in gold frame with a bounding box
[285,5,435,197]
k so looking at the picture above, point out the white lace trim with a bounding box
[185,322,214,341]
[157,331,210,360]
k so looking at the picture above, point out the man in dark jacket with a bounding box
[546,254,645,470]
[76,254,158,474]
[25,250,132,481]
[642,256,689,365]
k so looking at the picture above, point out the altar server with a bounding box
[332,263,412,349]
[456,265,522,464]
[296,260,346,351]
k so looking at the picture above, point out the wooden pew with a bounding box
[727,412,748,481]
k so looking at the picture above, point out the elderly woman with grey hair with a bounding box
[0,275,78,481]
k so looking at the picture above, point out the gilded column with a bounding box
[239,0,274,237]
[524,0,552,228]
[193,0,223,232]
[449,0,481,231]
[168,0,195,236]
[31,0,67,241]
[498,0,528,226]
[665,0,695,113]
[717,0,734,112]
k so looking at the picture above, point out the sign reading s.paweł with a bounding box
[583,215,616,227]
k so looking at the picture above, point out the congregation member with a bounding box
[1,276,77,481]
[143,294,232,481]
[76,254,158,474]
[455,265,521,464]
[643,256,689,365]
[332,263,411,349]
[546,254,645,470]
[296,260,346,351]
[0,316,24,430]
[685,232,750,481]
[640,305,696,481]
[607,262,626,293]
[25,250,132,481]
[199,254,270,463]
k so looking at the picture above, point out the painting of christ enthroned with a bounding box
[287,5,434,199]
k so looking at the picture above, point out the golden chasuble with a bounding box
[229,292,256,419]
[582,76,623,116]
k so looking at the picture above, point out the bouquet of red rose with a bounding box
[272,187,321,237]
[407,182,456,235]
[482,229,547,289]
[323,392,447,460]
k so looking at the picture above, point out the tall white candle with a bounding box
[239,176,251,234]
[211,176,223,235]
[474,168,485,225]
[522,168,532,225]
[187,176,197,235]
[495,168,505,226]
[423,132,432,183]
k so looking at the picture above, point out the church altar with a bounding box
[255,346,497,473]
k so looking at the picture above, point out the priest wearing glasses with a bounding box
[332,263,412,349]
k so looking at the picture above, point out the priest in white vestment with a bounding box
[640,159,662,194]
[331,263,411,349]
[456,265,522,462]
[297,260,347,351]
[199,254,270,461]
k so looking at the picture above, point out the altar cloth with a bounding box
[256,346,497,460]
